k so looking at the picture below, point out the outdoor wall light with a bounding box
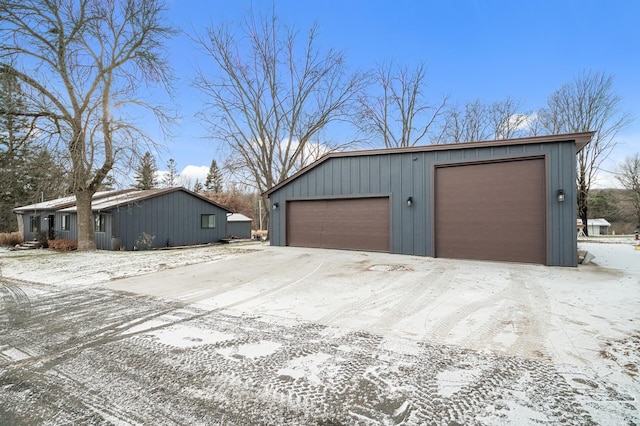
[557,189,565,202]
[407,196,413,207]
[273,202,279,210]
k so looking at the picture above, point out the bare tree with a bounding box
[617,154,640,228]
[0,0,174,250]
[438,100,491,143]
[356,62,447,148]
[437,97,531,144]
[490,97,529,139]
[194,12,365,226]
[538,71,633,234]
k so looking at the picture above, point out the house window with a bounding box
[94,214,106,232]
[201,214,216,229]
[30,215,40,232]
[61,214,70,231]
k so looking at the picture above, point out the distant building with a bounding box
[227,213,253,239]
[587,218,611,236]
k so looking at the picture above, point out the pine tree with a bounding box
[163,158,179,188]
[192,180,203,193]
[0,71,69,231]
[98,174,116,191]
[134,152,158,190]
[204,159,223,192]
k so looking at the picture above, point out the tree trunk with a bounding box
[76,189,96,250]
[262,194,271,232]
[577,179,589,237]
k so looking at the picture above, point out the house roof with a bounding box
[228,213,253,222]
[15,187,232,214]
[12,190,129,213]
[264,132,595,196]
[587,218,611,227]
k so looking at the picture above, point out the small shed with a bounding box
[227,213,253,239]
[586,218,611,236]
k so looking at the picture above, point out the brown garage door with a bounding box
[287,197,390,252]
[435,158,546,264]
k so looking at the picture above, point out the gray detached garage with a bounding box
[265,132,594,266]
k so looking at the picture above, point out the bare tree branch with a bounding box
[356,62,447,148]
[537,70,633,234]
[0,0,176,250]
[194,11,365,226]
[616,154,640,228]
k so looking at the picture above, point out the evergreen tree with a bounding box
[192,179,203,193]
[0,71,68,231]
[163,158,179,188]
[205,159,223,192]
[134,151,158,190]
[98,173,116,191]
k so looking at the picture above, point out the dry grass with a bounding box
[0,232,23,246]
[48,239,78,251]
[252,230,268,239]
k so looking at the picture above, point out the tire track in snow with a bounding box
[423,279,519,345]
[370,266,456,332]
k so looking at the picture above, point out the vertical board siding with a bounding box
[268,141,579,265]
[227,222,251,239]
[111,191,228,250]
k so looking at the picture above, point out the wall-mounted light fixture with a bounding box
[407,196,413,207]
[273,202,279,210]
[557,189,565,202]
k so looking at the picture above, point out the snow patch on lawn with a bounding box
[0,245,255,287]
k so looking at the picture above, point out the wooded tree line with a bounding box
[0,1,635,244]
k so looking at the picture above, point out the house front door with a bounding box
[48,214,55,240]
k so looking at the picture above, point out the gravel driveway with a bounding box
[0,243,638,424]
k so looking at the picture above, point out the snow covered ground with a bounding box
[0,240,638,424]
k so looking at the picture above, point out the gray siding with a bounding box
[110,190,228,250]
[20,211,55,241]
[94,213,113,250]
[227,221,252,239]
[53,212,77,241]
[269,141,579,266]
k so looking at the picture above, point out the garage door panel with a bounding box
[435,159,546,264]
[287,198,390,252]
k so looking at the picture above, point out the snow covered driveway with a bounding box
[0,242,638,424]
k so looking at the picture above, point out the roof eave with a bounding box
[264,131,596,197]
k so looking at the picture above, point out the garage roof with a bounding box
[264,132,594,196]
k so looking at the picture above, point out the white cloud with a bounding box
[180,165,209,187]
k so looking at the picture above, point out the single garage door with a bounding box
[435,158,546,264]
[287,197,390,252]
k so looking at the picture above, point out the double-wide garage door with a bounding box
[286,197,390,252]
[435,158,546,264]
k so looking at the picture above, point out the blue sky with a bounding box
[153,0,639,188]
